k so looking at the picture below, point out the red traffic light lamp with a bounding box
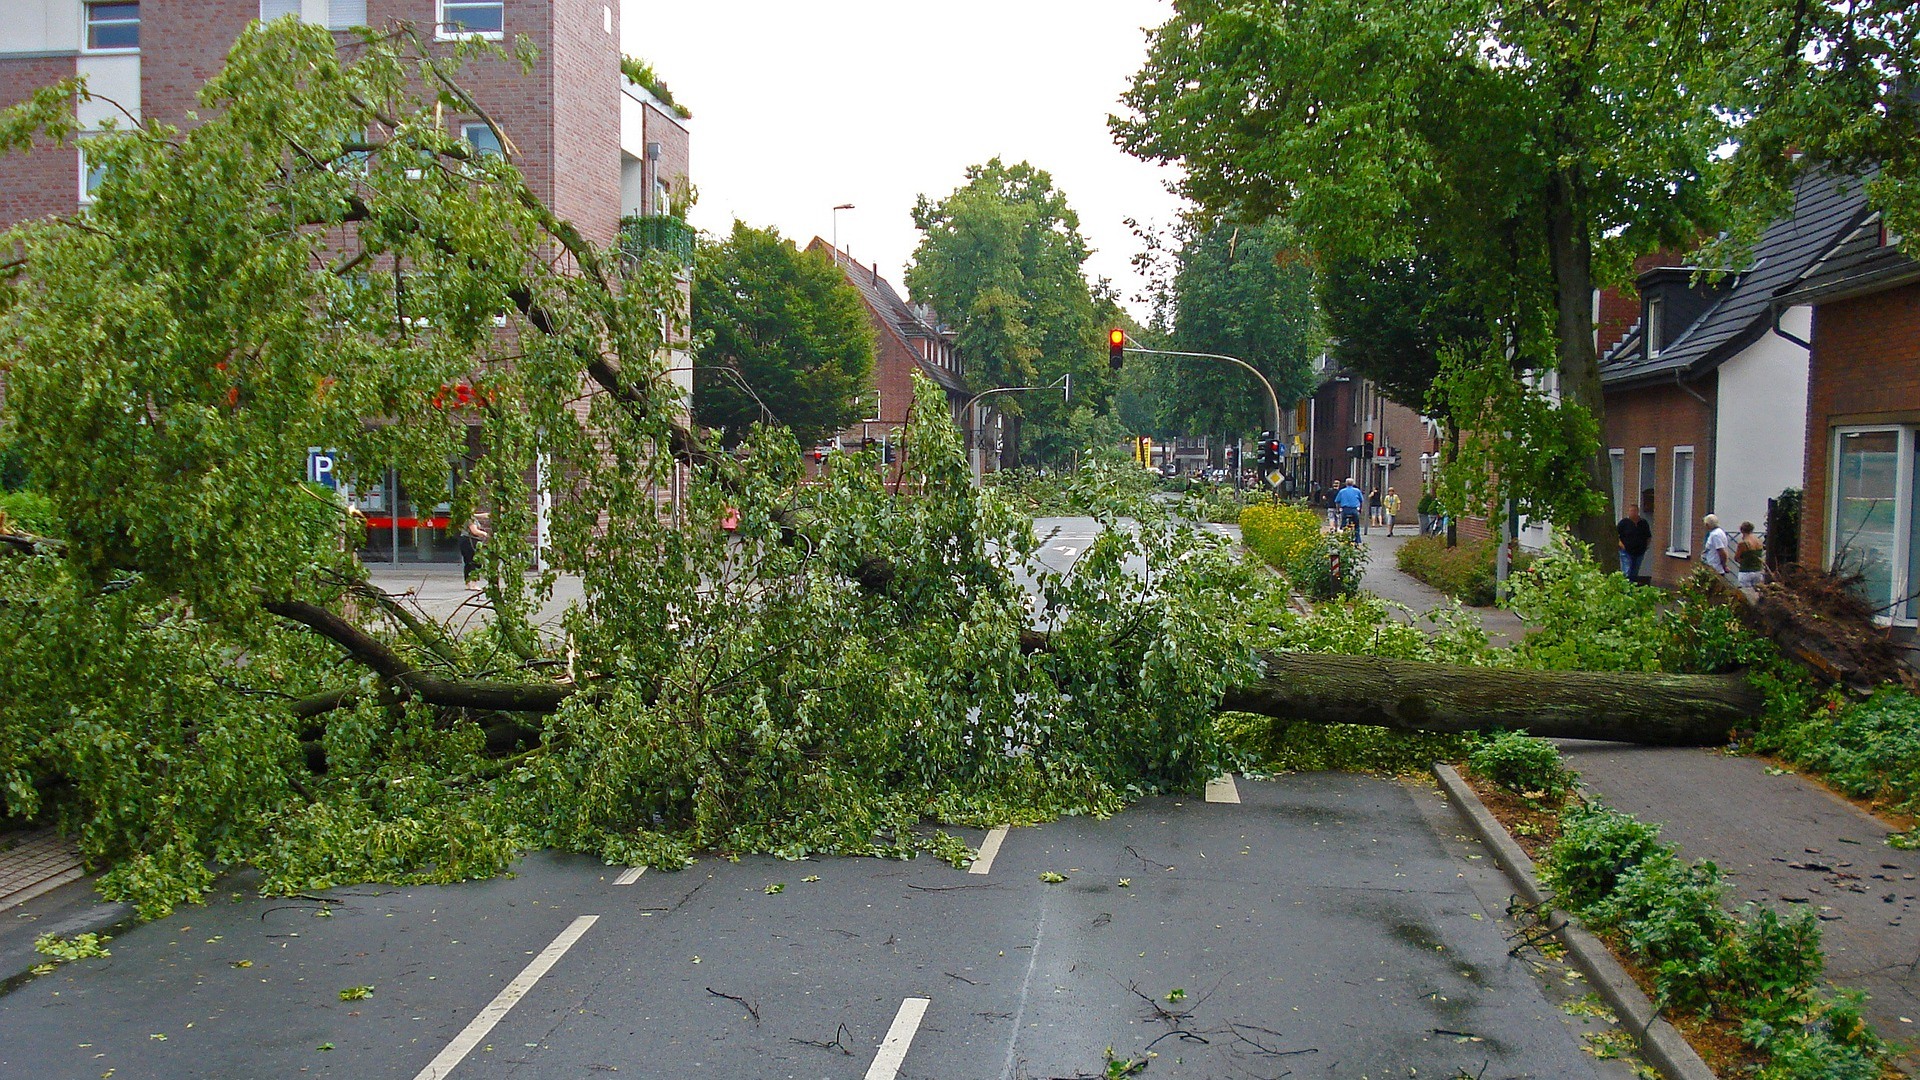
[1364,431,1376,457]
[1108,328,1126,370]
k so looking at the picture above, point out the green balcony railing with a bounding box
[619,214,695,269]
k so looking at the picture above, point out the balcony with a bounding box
[619,214,695,270]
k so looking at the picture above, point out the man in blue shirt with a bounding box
[1334,478,1364,541]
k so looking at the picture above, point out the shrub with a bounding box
[1756,686,1920,816]
[1586,850,1735,1009]
[1720,906,1824,1021]
[0,490,57,536]
[1505,539,1666,672]
[1394,535,1530,605]
[1541,803,1665,911]
[1240,503,1365,600]
[1467,731,1573,797]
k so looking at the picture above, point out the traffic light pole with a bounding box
[1117,346,1285,488]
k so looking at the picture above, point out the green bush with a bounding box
[1394,534,1530,605]
[1586,850,1734,1009]
[0,490,57,535]
[1541,803,1666,911]
[1505,540,1666,672]
[1467,731,1573,797]
[1720,906,1825,1021]
[1240,502,1364,600]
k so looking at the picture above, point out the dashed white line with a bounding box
[409,914,599,1080]
[968,826,1009,875]
[864,996,931,1080]
[612,866,646,886]
[1205,773,1242,804]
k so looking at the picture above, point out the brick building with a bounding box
[1302,359,1430,526]
[1597,173,1863,586]
[0,1,692,562]
[805,239,977,475]
[1778,210,1920,625]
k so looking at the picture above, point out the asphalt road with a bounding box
[0,773,1640,1080]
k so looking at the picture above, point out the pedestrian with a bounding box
[1383,487,1401,536]
[1734,521,1765,588]
[1616,501,1652,581]
[1701,514,1736,584]
[1368,486,1383,528]
[1334,477,1364,542]
[458,511,489,590]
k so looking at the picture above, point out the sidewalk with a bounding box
[1355,529,1533,646]
[364,563,584,643]
[1356,535,1920,1065]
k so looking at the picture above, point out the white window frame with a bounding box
[459,122,503,158]
[1608,448,1625,520]
[1646,296,1665,358]
[437,0,504,40]
[83,1,141,54]
[1667,445,1695,556]
[259,0,301,21]
[1828,424,1917,625]
[77,138,107,203]
[327,0,367,29]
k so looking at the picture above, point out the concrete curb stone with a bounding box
[1433,763,1719,1080]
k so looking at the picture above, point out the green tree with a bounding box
[692,221,876,448]
[1152,218,1319,439]
[1114,0,1751,549]
[1319,252,1484,420]
[907,159,1105,467]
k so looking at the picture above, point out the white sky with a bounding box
[621,0,1186,318]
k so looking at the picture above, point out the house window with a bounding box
[1609,449,1625,520]
[1637,447,1657,517]
[260,0,299,19]
[1669,447,1695,555]
[85,2,141,51]
[1828,426,1919,621]
[327,0,366,28]
[439,0,504,36]
[78,138,109,202]
[460,122,503,157]
[1646,296,1664,358]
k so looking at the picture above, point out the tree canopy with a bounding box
[692,220,876,448]
[906,159,1108,466]
[1148,218,1320,438]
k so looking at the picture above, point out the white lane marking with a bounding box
[1051,545,1078,555]
[612,866,645,886]
[968,826,1009,875]
[1205,773,1241,804]
[864,997,931,1080]
[410,914,599,1080]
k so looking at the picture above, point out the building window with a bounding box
[1828,426,1920,621]
[1609,449,1625,520]
[1646,296,1664,358]
[1668,447,1695,555]
[78,138,110,202]
[460,122,503,157]
[260,0,300,20]
[439,0,504,36]
[1637,447,1657,517]
[85,2,141,51]
[327,0,366,28]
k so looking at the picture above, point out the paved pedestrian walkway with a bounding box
[1355,529,1533,646]
[0,829,83,913]
[1355,535,1920,1066]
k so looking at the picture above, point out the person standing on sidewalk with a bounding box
[458,512,490,590]
[1383,488,1401,536]
[1701,514,1736,584]
[1334,478,1364,542]
[1734,521,1766,588]
[1616,502,1652,580]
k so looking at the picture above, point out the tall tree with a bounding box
[1318,252,1484,420]
[1114,0,1746,550]
[906,159,1105,467]
[1153,218,1319,439]
[693,221,876,448]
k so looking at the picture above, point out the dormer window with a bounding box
[1646,296,1664,358]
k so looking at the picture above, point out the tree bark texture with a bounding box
[1544,167,1619,560]
[1220,651,1760,746]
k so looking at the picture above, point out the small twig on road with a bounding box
[1120,979,1194,1023]
[789,1022,852,1055]
[1228,1022,1319,1058]
[944,971,979,985]
[906,881,1002,892]
[1431,1027,1482,1040]
[706,987,760,1025]
[1144,1028,1209,1051]
[1124,845,1174,871]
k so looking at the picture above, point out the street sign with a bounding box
[307,448,340,489]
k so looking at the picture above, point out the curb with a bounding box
[1433,763,1718,1080]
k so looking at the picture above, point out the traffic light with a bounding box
[1257,431,1276,471]
[1364,431,1375,459]
[1109,328,1126,370]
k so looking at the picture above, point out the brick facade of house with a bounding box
[1800,281,1920,571]
[0,55,78,225]
[1602,377,1718,587]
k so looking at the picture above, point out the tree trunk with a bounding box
[1219,651,1758,746]
[1544,167,1617,559]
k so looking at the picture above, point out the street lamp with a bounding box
[831,203,855,260]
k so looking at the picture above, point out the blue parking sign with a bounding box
[307,448,339,489]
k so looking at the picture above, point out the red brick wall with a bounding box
[1602,376,1717,587]
[141,0,256,127]
[641,101,690,218]
[1800,281,1920,569]
[0,55,79,227]
[545,0,617,245]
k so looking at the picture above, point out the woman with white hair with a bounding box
[1701,514,1735,583]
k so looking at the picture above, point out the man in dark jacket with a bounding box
[1616,502,1652,580]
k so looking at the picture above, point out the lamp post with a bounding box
[831,203,855,259]
[1111,338,1286,488]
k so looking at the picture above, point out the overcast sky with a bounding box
[622,0,1186,318]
